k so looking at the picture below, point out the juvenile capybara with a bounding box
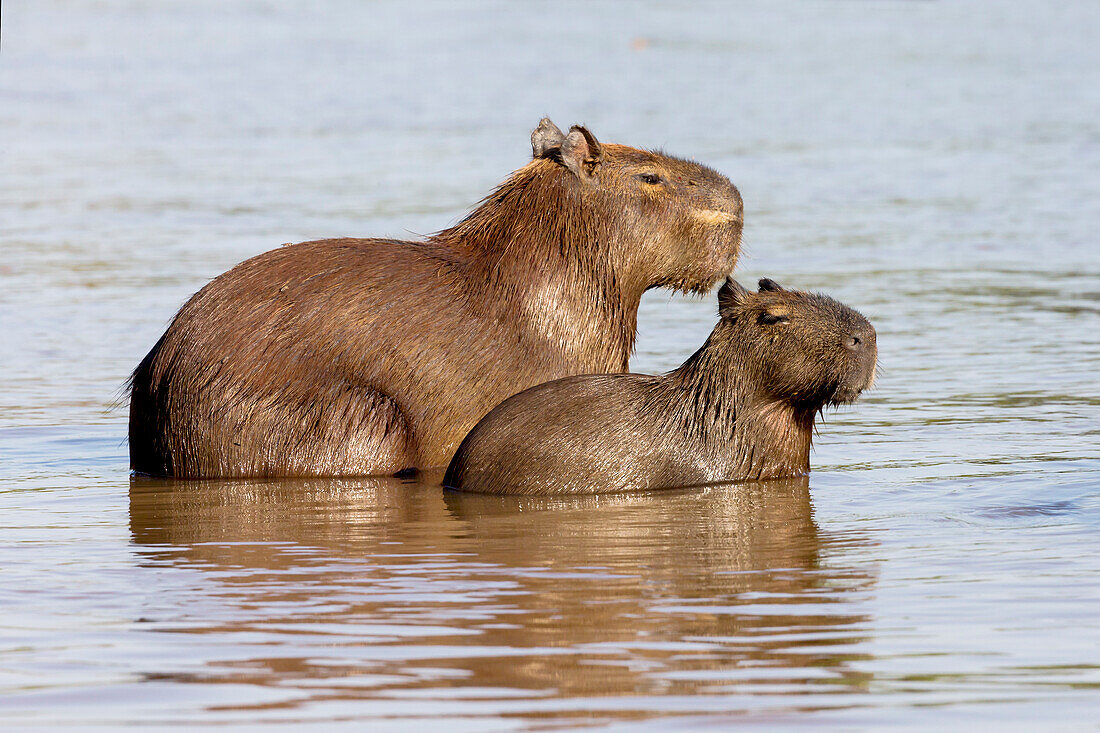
[129,119,744,477]
[444,278,877,495]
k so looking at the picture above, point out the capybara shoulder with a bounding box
[444,278,877,495]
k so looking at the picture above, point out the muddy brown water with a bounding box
[2,1,1099,729]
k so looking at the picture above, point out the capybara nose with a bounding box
[845,325,877,352]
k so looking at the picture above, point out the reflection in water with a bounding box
[129,475,875,721]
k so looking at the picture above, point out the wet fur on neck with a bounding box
[435,159,636,369]
[654,339,817,482]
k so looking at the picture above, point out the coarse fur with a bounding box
[444,278,877,495]
[129,119,744,477]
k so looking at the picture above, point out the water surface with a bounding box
[2,0,1099,729]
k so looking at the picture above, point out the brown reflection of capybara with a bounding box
[438,478,875,698]
[128,474,455,552]
[445,278,877,495]
[127,474,875,704]
[128,119,744,479]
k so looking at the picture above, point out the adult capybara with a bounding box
[129,119,744,477]
[444,278,877,495]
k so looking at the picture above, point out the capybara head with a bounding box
[527,118,744,294]
[715,277,877,409]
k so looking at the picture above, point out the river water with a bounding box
[3,0,1099,729]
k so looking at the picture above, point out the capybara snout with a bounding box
[717,277,877,409]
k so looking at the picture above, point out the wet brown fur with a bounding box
[444,278,877,495]
[129,120,744,477]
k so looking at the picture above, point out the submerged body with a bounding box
[129,120,743,478]
[444,278,877,495]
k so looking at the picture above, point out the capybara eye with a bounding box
[636,173,663,185]
[758,312,790,325]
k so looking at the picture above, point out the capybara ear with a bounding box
[758,278,785,292]
[531,117,566,158]
[559,125,603,177]
[718,277,750,316]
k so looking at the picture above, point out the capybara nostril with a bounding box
[847,325,877,351]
